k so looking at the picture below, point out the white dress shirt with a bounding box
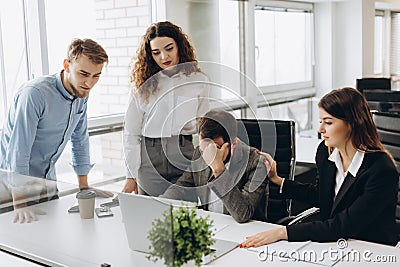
[124,70,209,178]
[328,148,365,198]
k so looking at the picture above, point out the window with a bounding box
[44,0,104,117]
[391,12,400,76]
[0,0,28,127]
[374,10,384,75]
[44,0,97,74]
[1,0,148,122]
[254,1,314,96]
[45,0,123,118]
[1,0,151,185]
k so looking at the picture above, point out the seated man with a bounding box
[160,110,269,223]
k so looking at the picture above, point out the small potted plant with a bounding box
[147,205,216,267]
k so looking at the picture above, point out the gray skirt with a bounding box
[137,135,194,196]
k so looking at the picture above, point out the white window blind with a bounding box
[391,12,400,76]
[374,10,384,75]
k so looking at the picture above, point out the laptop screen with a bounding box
[118,193,174,254]
[118,193,238,265]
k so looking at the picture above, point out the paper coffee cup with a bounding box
[76,191,96,219]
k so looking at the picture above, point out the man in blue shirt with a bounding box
[0,38,111,222]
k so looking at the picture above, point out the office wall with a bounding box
[314,0,377,98]
[362,0,376,77]
[314,2,334,98]
[332,0,363,89]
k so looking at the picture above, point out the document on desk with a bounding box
[247,240,311,254]
[209,223,228,234]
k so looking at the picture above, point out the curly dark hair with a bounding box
[130,21,201,102]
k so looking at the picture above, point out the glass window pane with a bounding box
[275,12,312,84]
[255,9,313,87]
[45,0,96,74]
[56,132,125,186]
[374,15,383,74]
[44,0,136,118]
[255,10,275,86]
[0,0,28,128]
[44,0,104,118]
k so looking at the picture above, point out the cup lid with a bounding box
[76,190,96,199]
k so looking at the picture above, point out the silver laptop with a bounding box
[118,193,238,264]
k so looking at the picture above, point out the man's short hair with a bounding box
[67,38,108,65]
[198,110,237,143]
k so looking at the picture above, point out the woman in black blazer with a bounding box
[241,87,398,247]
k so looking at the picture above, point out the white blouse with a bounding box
[124,70,209,178]
[328,148,365,198]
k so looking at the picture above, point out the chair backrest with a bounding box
[236,119,296,223]
[372,111,400,170]
[356,77,391,93]
[372,111,400,240]
[363,90,400,102]
[363,90,400,113]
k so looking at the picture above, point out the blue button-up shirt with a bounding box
[0,71,93,180]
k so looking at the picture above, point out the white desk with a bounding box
[0,194,399,266]
[0,250,40,266]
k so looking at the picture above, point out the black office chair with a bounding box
[356,77,391,93]
[363,90,400,113]
[236,119,295,223]
[372,111,400,243]
[372,111,400,172]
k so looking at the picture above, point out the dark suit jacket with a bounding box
[284,141,398,246]
[161,140,269,223]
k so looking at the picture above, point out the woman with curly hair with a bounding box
[122,21,209,196]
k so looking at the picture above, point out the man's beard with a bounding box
[70,84,89,98]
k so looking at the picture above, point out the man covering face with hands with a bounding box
[160,110,269,223]
[199,137,231,178]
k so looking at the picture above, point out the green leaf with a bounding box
[147,205,216,267]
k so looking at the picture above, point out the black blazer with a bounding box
[284,141,398,246]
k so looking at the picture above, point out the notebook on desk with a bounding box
[118,193,238,264]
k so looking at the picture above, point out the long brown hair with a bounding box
[318,87,394,161]
[130,21,200,102]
